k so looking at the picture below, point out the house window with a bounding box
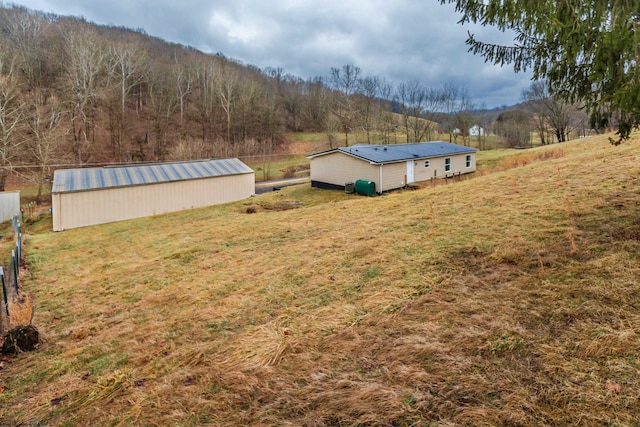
[444,157,451,172]
[466,155,472,168]
[424,160,430,168]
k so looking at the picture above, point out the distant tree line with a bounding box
[0,4,594,194]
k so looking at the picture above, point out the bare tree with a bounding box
[329,64,361,146]
[494,108,531,148]
[442,83,460,143]
[265,67,303,132]
[301,77,328,133]
[522,81,549,145]
[193,58,218,146]
[395,81,443,143]
[107,42,148,160]
[236,78,262,151]
[25,89,68,203]
[148,66,179,161]
[422,87,446,141]
[475,102,491,150]
[215,64,239,146]
[396,80,422,143]
[253,86,281,179]
[376,79,395,145]
[62,27,108,163]
[174,58,192,135]
[571,108,590,139]
[359,75,381,144]
[282,76,305,132]
[547,99,575,143]
[0,55,24,191]
[523,80,576,143]
[439,83,475,145]
[0,6,49,89]
[454,88,475,146]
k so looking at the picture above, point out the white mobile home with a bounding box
[308,141,477,193]
[52,158,255,231]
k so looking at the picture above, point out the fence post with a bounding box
[16,239,20,269]
[0,267,8,317]
[11,250,18,293]
[14,213,22,260]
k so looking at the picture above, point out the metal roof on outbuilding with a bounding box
[52,158,254,194]
[308,141,477,164]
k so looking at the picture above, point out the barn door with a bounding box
[406,161,415,184]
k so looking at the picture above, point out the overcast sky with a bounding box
[11,0,532,108]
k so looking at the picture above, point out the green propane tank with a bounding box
[354,179,376,196]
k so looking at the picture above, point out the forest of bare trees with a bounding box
[0,4,593,192]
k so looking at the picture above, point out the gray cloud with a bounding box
[14,0,532,107]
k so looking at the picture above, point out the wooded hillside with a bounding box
[0,4,599,193]
[0,5,508,190]
[0,5,331,186]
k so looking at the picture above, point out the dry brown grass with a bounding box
[1,133,640,426]
[0,226,36,334]
[6,293,35,328]
[477,146,567,175]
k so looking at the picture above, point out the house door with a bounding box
[406,161,415,184]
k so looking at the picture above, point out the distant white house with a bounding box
[469,125,485,137]
[452,126,484,136]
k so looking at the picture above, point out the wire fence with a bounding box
[1,216,23,335]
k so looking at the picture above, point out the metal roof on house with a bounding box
[308,141,477,164]
[52,158,254,194]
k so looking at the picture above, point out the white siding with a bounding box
[0,191,20,223]
[53,173,254,231]
[310,152,379,186]
[413,153,476,182]
[380,163,407,192]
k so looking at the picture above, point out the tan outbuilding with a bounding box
[51,158,254,231]
[0,191,20,223]
[308,141,477,194]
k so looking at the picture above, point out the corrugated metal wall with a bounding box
[53,173,254,231]
[0,191,20,223]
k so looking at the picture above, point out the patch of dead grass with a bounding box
[6,293,35,328]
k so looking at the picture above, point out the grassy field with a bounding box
[241,154,310,182]
[1,133,640,425]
